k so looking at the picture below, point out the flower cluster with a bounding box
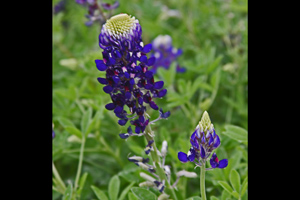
[76,0,119,26]
[149,35,185,74]
[95,13,170,138]
[178,111,228,170]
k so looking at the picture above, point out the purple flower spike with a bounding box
[96,14,169,137]
[178,152,188,163]
[177,111,227,170]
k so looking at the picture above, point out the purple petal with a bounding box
[138,97,143,105]
[213,135,221,149]
[95,59,107,71]
[127,126,133,134]
[158,89,167,98]
[119,133,129,139]
[144,71,153,79]
[161,111,170,118]
[118,119,128,126]
[178,152,188,163]
[101,1,119,10]
[103,85,113,93]
[114,106,123,114]
[140,55,147,63]
[109,57,116,65]
[139,115,145,123]
[149,101,159,110]
[97,77,108,84]
[208,134,214,146]
[112,75,120,84]
[147,57,156,66]
[142,44,152,53]
[144,84,153,90]
[129,78,135,85]
[135,126,141,133]
[125,92,131,99]
[187,147,195,161]
[218,159,228,168]
[200,145,206,159]
[105,103,116,110]
[210,152,218,168]
[153,81,164,90]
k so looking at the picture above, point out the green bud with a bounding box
[158,193,170,200]
[199,111,212,131]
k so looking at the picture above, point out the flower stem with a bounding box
[200,162,207,200]
[74,137,86,196]
[144,125,178,200]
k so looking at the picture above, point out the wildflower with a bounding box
[95,13,169,138]
[177,111,228,169]
[149,35,185,74]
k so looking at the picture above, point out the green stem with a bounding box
[74,137,86,195]
[52,162,67,193]
[200,163,207,200]
[144,125,178,200]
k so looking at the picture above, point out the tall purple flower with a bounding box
[149,35,185,74]
[95,13,170,138]
[178,111,228,170]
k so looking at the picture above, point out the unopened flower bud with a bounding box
[176,170,197,178]
[139,181,156,187]
[161,140,168,157]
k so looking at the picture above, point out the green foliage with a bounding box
[53,0,247,199]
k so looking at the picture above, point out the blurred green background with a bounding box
[53,0,247,199]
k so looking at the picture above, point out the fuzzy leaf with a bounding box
[222,125,247,143]
[240,176,248,197]
[230,169,241,194]
[218,181,233,194]
[91,185,109,200]
[64,126,82,139]
[108,175,120,200]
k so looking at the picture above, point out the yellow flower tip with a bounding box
[199,111,212,131]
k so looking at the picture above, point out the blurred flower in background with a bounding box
[76,0,119,27]
[149,35,185,74]
[53,0,66,15]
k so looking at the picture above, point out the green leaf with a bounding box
[128,192,139,200]
[56,116,76,128]
[231,191,240,199]
[222,125,247,143]
[210,196,219,200]
[62,184,72,200]
[91,185,108,200]
[108,175,120,200]
[77,172,88,196]
[218,181,233,194]
[118,182,136,200]
[64,126,82,139]
[240,176,248,197]
[221,190,231,200]
[81,107,92,137]
[230,169,241,194]
[131,187,158,200]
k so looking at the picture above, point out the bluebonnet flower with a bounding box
[178,111,228,170]
[95,13,170,139]
[149,35,185,74]
[76,0,119,26]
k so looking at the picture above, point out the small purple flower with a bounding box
[96,14,169,137]
[178,111,228,170]
[210,152,228,169]
[149,35,185,74]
